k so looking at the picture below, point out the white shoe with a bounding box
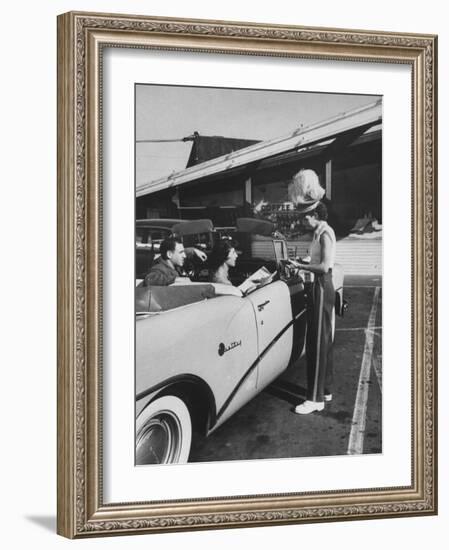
[294,400,325,415]
[324,394,332,402]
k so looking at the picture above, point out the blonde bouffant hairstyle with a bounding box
[288,169,325,205]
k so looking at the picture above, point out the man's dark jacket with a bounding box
[144,258,178,286]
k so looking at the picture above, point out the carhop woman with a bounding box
[288,169,337,415]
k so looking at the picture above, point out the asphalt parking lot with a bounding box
[189,275,382,463]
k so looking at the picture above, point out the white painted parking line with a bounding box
[347,287,380,455]
[372,354,382,392]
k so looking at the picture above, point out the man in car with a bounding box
[143,237,206,286]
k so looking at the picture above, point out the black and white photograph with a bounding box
[2,0,443,544]
[134,84,383,465]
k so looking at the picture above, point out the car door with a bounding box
[245,280,293,389]
[136,293,260,429]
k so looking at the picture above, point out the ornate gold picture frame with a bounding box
[57,11,437,538]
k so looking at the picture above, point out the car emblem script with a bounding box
[218,340,242,356]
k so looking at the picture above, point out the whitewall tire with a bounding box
[136,395,192,465]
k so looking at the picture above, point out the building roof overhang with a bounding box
[136,99,382,198]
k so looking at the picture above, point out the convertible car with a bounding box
[135,218,344,465]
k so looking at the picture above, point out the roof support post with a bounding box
[245,176,252,205]
[325,159,332,200]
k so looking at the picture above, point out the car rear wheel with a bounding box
[136,395,192,465]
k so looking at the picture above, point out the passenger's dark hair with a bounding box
[208,240,235,272]
[312,202,328,221]
[159,236,182,260]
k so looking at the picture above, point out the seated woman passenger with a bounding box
[208,240,238,286]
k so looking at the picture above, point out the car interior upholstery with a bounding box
[136,284,216,313]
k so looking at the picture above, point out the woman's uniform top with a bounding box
[309,223,336,268]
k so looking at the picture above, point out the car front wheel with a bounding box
[136,395,192,465]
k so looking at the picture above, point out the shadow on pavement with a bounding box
[265,380,307,405]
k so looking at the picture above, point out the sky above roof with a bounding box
[136,84,378,189]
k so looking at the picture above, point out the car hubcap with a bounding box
[136,411,182,464]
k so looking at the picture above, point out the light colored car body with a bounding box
[136,280,295,432]
[135,217,345,465]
